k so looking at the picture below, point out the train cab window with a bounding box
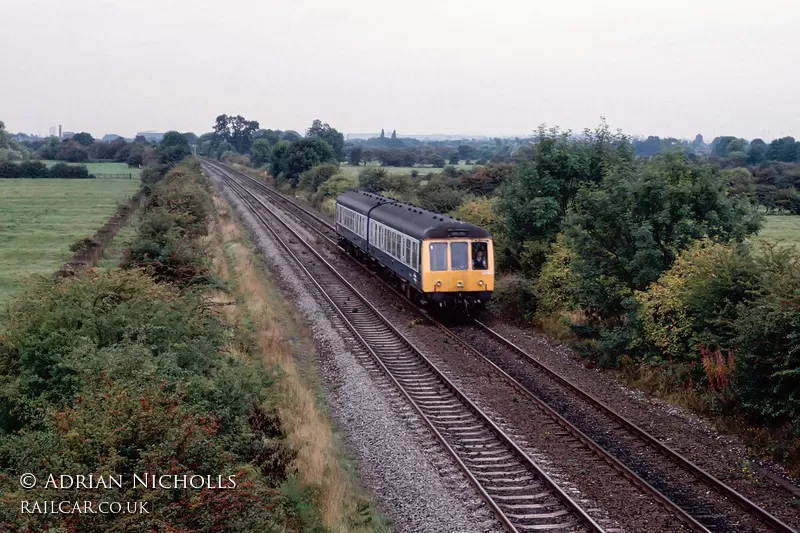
[430,243,447,271]
[472,242,488,270]
[450,242,468,271]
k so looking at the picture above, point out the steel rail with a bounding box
[207,158,798,533]
[205,162,605,533]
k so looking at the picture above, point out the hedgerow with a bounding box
[0,156,326,531]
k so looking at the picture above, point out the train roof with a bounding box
[336,189,492,241]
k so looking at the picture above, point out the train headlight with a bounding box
[435,281,442,287]
[478,280,484,286]
[457,281,464,287]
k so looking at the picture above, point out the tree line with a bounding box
[203,114,798,472]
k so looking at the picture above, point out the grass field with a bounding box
[41,160,141,179]
[0,179,141,306]
[339,162,477,179]
[752,215,800,248]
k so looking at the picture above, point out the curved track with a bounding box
[204,159,798,533]
[203,161,603,533]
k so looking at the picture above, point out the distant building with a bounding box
[136,131,165,143]
[61,131,76,139]
[101,134,123,142]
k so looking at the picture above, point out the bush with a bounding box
[534,234,576,316]
[635,239,763,363]
[315,173,356,200]
[18,160,49,178]
[123,164,214,287]
[49,162,93,179]
[451,197,495,228]
[358,167,388,193]
[416,179,465,213]
[733,291,800,430]
[384,173,414,197]
[0,267,304,531]
[459,163,515,195]
[0,160,20,178]
[488,274,537,322]
[298,163,339,192]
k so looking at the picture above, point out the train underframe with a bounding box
[339,237,490,313]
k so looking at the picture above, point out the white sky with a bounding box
[1,0,798,140]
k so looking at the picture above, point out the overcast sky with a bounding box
[2,0,798,140]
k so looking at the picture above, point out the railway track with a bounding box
[203,161,604,533]
[204,159,799,533]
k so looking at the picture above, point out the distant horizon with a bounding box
[9,124,797,145]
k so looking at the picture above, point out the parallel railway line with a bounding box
[203,161,604,533]
[203,159,798,533]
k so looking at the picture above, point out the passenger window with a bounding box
[471,242,488,270]
[430,243,447,271]
[450,242,468,271]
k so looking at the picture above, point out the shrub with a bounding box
[0,160,20,178]
[534,234,576,316]
[488,274,537,322]
[416,179,465,213]
[635,239,763,362]
[451,197,495,229]
[314,173,356,202]
[18,160,49,178]
[458,163,515,195]
[358,167,388,193]
[297,163,339,192]
[49,162,92,179]
[384,173,414,197]
[733,291,800,430]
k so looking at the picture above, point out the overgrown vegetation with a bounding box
[0,146,331,530]
[195,111,799,473]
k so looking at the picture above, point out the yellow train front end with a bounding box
[420,238,494,309]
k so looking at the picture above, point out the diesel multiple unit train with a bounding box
[335,190,494,309]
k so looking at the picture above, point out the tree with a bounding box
[250,139,273,168]
[55,140,89,162]
[497,122,634,254]
[747,138,768,165]
[306,119,345,161]
[0,121,10,149]
[158,131,192,166]
[213,114,260,153]
[720,167,756,202]
[457,144,475,160]
[281,130,302,142]
[459,163,515,195]
[391,130,397,140]
[766,137,799,162]
[254,129,282,145]
[348,146,363,166]
[566,152,762,317]
[72,132,94,147]
[271,137,335,186]
[298,163,339,192]
[36,137,61,160]
[182,132,199,146]
[380,129,385,139]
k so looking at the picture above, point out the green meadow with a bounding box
[752,215,800,248]
[338,161,477,179]
[0,178,140,306]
